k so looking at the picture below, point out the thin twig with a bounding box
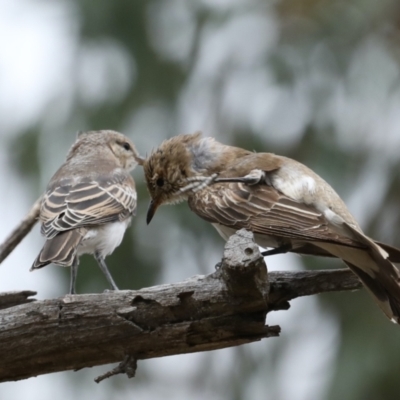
[94,355,137,383]
[0,196,42,264]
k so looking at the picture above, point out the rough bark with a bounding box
[0,291,36,311]
[0,229,362,383]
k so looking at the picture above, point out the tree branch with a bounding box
[0,229,361,383]
[0,196,41,263]
[0,290,37,310]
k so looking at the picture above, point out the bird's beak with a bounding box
[146,200,159,224]
[134,154,146,166]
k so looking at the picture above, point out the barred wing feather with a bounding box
[189,182,361,248]
[40,176,136,239]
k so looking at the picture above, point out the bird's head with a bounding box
[67,130,144,171]
[143,133,203,224]
[107,132,140,171]
[142,132,250,223]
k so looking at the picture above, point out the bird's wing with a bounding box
[40,174,136,239]
[189,182,362,248]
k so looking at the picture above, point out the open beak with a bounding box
[146,200,159,224]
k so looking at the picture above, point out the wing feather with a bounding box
[189,182,361,248]
[40,173,136,239]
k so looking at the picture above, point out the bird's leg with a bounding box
[69,258,79,295]
[182,169,267,192]
[181,174,219,193]
[261,244,292,257]
[215,169,266,186]
[94,251,119,291]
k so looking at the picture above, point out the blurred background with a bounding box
[1,0,400,399]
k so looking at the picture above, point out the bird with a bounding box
[32,130,140,294]
[142,131,400,324]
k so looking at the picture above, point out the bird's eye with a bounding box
[156,178,164,187]
[122,142,131,151]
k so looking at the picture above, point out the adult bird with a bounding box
[32,130,140,294]
[142,132,400,324]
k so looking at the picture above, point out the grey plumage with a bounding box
[32,130,140,294]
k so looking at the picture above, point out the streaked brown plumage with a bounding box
[32,130,139,294]
[143,132,400,324]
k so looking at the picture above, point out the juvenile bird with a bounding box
[143,132,400,324]
[32,130,139,294]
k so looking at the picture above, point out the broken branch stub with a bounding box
[218,229,269,307]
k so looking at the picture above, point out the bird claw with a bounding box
[241,169,266,185]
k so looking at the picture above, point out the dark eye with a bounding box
[122,142,131,151]
[156,178,164,187]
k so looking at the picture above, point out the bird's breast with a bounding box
[77,218,131,257]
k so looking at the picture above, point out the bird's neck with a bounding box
[188,137,251,175]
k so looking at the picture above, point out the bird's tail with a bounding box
[344,259,400,323]
[31,229,86,270]
[376,241,400,264]
[319,224,400,323]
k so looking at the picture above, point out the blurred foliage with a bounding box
[3,0,400,399]
[10,127,41,187]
